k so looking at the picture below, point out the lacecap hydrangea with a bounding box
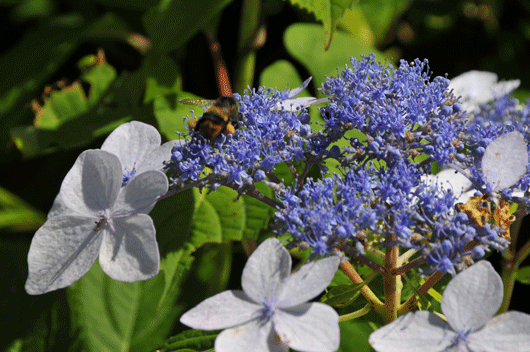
[169,54,527,276]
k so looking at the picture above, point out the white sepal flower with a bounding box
[421,168,474,204]
[482,131,528,192]
[273,77,331,112]
[449,71,520,112]
[369,261,530,352]
[25,149,168,295]
[101,120,177,184]
[180,238,341,352]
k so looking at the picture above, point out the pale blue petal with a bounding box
[241,238,291,304]
[48,150,122,219]
[101,121,161,173]
[215,319,288,352]
[277,256,340,307]
[98,214,159,281]
[25,215,103,294]
[113,170,168,216]
[442,261,503,332]
[180,290,262,330]
[274,302,339,352]
[482,131,528,192]
[369,311,454,352]
[467,311,530,352]
[137,140,182,174]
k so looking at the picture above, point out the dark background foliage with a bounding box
[1,0,530,351]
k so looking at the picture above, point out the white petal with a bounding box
[273,97,331,112]
[482,131,528,191]
[368,311,454,352]
[48,150,122,219]
[215,319,288,352]
[285,77,312,99]
[25,215,103,294]
[422,169,473,196]
[113,170,168,216]
[241,238,291,304]
[442,261,503,332]
[98,214,159,281]
[101,121,161,173]
[277,256,340,307]
[137,140,180,174]
[449,71,520,112]
[274,303,339,352]
[180,290,262,330]
[468,311,530,352]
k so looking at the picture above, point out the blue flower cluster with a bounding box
[169,84,313,193]
[274,55,513,274]
[171,54,527,275]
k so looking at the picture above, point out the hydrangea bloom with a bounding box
[25,150,168,294]
[170,54,529,276]
[180,238,341,352]
[369,261,530,351]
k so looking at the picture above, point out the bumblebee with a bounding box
[181,96,242,140]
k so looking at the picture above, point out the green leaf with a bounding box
[154,329,218,351]
[0,13,134,157]
[82,12,133,43]
[144,54,182,104]
[356,0,412,43]
[68,260,180,352]
[284,23,383,84]
[259,60,306,92]
[149,183,273,309]
[204,187,246,241]
[10,63,150,158]
[286,0,355,49]
[338,317,375,352]
[29,60,116,130]
[241,182,276,240]
[0,26,81,118]
[152,92,200,143]
[142,0,233,57]
[516,266,530,285]
[0,186,45,231]
[322,283,365,307]
[81,0,159,11]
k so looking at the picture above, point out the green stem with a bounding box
[499,218,530,313]
[339,303,372,322]
[234,0,261,94]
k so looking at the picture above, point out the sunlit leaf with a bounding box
[284,23,383,87]
[287,0,355,49]
[355,0,412,43]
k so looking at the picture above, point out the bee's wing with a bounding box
[179,99,216,107]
